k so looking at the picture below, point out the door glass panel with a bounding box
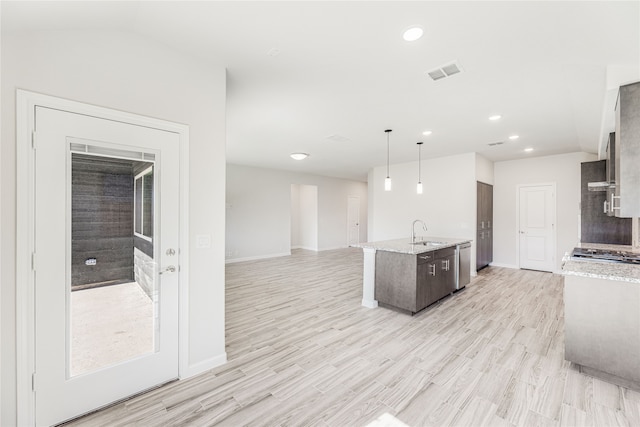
[69,151,158,377]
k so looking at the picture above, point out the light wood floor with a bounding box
[68,248,640,426]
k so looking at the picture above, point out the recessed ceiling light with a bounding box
[524,147,534,153]
[403,27,423,42]
[489,115,502,121]
[509,135,519,140]
[290,153,309,160]
[422,130,433,136]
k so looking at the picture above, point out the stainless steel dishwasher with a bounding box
[456,242,471,290]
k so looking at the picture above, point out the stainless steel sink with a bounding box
[410,240,446,246]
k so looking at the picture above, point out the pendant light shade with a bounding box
[385,177,392,192]
[384,129,392,191]
[416,142,423,194]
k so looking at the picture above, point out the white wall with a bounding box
[226,164,368,262]
[298,185,318,250]
[290,184,318,250]
[476,153,494,185]
[368,153,478,242]
[1,29,227,425]
[290,184,300,247]
[493,152,597,271]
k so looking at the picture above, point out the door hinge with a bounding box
[31,252,37,271]
[31,131,37,150]
[32,372,36,391]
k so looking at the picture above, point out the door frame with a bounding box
[16,90,190,425]
[515,182,557,272]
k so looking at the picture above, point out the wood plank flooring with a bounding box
[67,248,640,426]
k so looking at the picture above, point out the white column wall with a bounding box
[290,184,301,248]
[299,185,319,251]
[1,29,227,425]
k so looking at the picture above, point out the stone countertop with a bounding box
[561,242,640,284]
[352,237,472,255]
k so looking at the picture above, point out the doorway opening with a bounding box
[290,184,318,251]
[70,152,157,377]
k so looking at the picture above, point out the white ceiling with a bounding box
[4,1,639,181]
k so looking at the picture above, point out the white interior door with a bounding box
[518,184,556,272]
[34,106,180,426]
[347,196,360,245]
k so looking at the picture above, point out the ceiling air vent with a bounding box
[427,69,447,81]
[427,61,463,81]
[487,141,504,147]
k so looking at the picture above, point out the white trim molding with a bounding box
[183,353,228,379]
[361,247,378,308]
[16,90,190,425]
[225,252,291,264]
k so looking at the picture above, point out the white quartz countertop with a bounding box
[561,243,640,284]
[352,237,472,255]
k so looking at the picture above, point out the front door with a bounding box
[34,106,180,425]
[518,184,556,272]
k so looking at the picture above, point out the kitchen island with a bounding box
[561,243,640,390]
[352,237,472,313]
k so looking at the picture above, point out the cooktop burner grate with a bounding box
[571,247,640,264]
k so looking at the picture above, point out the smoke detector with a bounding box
[427,61,463,81]
[325,134,351,143]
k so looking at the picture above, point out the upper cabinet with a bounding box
[614,81,640,218]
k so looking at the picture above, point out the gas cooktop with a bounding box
[571,247,640,264]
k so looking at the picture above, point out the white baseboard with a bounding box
[182,352,227,379]
[318,245,349,251]
[225,252,291,264]
[361,299,378,308]
[488,262,519,269]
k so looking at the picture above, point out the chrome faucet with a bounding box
[412,219,428,243]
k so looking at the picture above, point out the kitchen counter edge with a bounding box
[351,237,472,255]
[561,244,640,284]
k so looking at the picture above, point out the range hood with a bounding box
[587,181,610,192]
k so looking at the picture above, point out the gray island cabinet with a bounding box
[562,245,640,390]
[375,246,456,314]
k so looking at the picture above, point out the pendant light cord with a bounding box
[417,142,423,182]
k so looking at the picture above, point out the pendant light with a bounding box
[384,129,392,191]
[416,142,423,194]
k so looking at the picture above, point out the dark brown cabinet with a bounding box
[431,247,456,302]
[476,181,493,271]
[375,247,456,314]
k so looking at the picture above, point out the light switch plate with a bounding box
[196,234,212,249]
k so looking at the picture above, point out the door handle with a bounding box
[611,193,621,211]
[159,265,177,275]
[429,264,436,276]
